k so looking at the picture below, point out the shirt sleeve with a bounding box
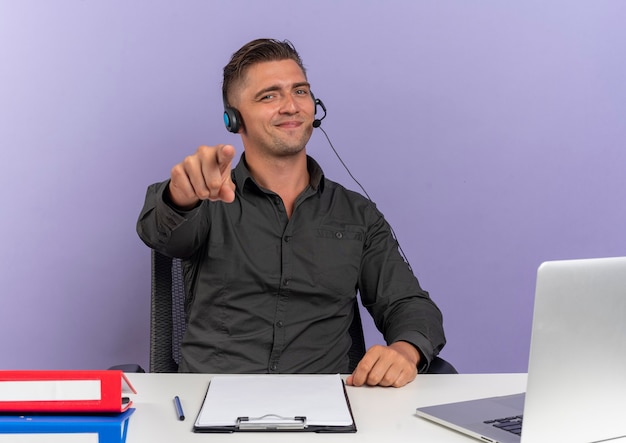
[357,204,446,372]
[136,180,210,259]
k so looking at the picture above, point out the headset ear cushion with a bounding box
[223,106,241,133]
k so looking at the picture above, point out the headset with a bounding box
[221,92,412,270]
[223,93,326,134]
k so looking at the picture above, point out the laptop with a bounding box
[416,256,626,443]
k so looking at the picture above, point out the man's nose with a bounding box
[279,94,298,113]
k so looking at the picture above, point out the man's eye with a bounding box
[295,89,308,95]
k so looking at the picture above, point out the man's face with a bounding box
[231,59,315,157]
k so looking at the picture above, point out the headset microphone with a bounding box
[224,95,326,132]
[313,98,327,128]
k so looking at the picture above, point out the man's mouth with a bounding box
[275,120,303,129]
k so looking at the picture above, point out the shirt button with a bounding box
[284,236,291,243]
[276,321,284,328]
[283,279,290,286]
[270,363,278,371]
[335,232,343,239]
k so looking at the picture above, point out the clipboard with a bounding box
[193,374,357,433]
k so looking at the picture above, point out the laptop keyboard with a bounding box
[484,415,523,436]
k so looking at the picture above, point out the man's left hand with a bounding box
[346,341,420,388]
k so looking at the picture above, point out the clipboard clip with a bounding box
[236,414,307,430]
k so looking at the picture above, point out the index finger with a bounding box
[216,144,236,172]
[212,144,236,203]
[346,347,384,387]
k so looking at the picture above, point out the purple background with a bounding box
[1,1,624,373]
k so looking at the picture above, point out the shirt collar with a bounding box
[233,153,325,195]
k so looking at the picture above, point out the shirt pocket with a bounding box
[313,225,365,295]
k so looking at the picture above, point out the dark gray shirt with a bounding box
[137,155,445,374]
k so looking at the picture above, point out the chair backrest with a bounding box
[149,249,456,374]
[150,250,185,372]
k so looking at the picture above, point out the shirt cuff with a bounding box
[156,180,199,229]
[391,332,436,373]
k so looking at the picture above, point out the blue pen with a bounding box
[174,396,185,421]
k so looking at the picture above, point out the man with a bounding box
[137,38,445,387]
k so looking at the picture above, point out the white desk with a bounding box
[4,373,623,442]
[125,373,528,442]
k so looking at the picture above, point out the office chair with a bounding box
[134,250,456,374]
